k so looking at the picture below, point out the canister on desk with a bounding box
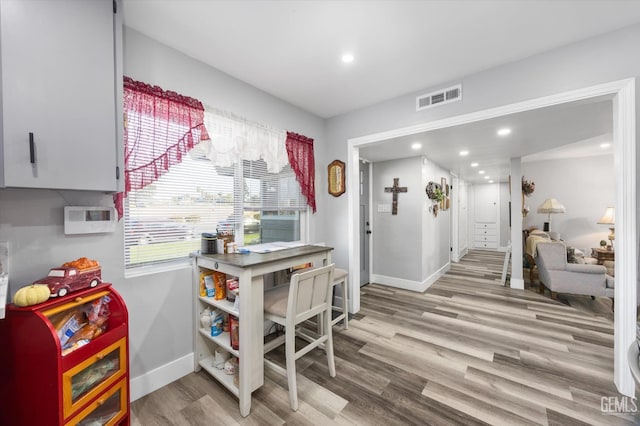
[201,233,218,254]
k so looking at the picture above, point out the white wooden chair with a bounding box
[263,264,336,411]
[330,268,349,329]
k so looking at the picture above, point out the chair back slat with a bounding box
[288,264,334,323]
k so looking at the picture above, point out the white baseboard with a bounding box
[130,352,194,402]
[459,247,469,259]
[371,262,450,292]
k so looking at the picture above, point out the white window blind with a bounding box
[124,145,306,272]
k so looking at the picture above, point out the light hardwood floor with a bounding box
[131,250,638,425]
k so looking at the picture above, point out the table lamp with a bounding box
[537,198,565,232]
[597,206,615,249]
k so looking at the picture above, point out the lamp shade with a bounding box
[536,198,566,214]
[597,207,615,225]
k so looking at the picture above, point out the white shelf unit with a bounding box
[194,267,250,399]
[198,355,239,397]
[197,328,239,358]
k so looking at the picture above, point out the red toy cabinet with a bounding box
[0,283,130,425]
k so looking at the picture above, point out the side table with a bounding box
[591,247,615,265]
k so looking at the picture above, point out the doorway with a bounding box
[346,78,637,396]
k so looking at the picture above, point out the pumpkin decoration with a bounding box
[62,257,99,270]
[13,284,51,307]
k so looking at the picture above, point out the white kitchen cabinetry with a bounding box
[0,0,122,191]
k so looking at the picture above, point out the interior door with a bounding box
[359,160,370,286]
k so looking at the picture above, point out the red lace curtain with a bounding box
[286,132,316,213]
[113,77,209,219]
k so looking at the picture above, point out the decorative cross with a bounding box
[384,178,407,215]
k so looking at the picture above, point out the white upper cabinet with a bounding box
[0,0,121,191]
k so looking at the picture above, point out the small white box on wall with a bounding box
[64,206,117,235]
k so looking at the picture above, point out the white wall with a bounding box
[371,157,423,282]
[457,179,469,258]
[369,156,450,290]
[0,28,325,388]
[499,182,510,247]
[522,154,614,255]
[422,158,451,282]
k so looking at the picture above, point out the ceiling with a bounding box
[123,1,630,183]
[122,1,640,119]
[359,96,613,183]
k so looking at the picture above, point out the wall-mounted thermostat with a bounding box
[64,206,117,235]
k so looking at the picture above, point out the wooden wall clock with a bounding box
[328,160,346,197]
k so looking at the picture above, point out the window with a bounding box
[124,155,307,273]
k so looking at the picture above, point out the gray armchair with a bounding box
[536,242,614,301]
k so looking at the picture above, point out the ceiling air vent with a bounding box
[416,84,462,111]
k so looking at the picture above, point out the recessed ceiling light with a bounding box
[600,143,611,148]
[411,143,422,150]
[470,162,479,167]
[478,170,485,174]
[484,176,490,179]
[489,180,494,183]
[459,150,469,156]
[341,53,354,63]
[497,128,512,136]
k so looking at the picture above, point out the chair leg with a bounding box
[538,283,546,295]
[324,307,336,377]
[342,278,349,330]
[285,326,298,411]
[550,291,558,300]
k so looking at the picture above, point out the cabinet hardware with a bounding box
[29,133,35,164]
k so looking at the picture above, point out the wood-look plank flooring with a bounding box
[131,250,638,425]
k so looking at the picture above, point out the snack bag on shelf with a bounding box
[213,271,227,300]
[229,315,239,350]
[199,270,214,297]
[226,277,239,302]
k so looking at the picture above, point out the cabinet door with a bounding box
[62,337,127,420]
[0,0,117,191]
[474,184,498,223]
[65,378,127,426]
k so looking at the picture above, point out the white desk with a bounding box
[193,245,333,417]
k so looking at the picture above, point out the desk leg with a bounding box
[239,271,264,417]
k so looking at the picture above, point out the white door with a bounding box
[475,184,499,223]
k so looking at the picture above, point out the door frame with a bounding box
[347,78,636,396]
[358,159,373,286]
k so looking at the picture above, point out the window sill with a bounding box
[125,258,192,279]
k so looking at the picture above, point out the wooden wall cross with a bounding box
[384,178,407,215]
